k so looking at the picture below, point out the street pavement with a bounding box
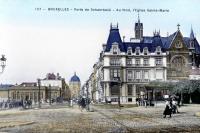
[0,103,200,133]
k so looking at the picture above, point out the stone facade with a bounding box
[87,17,200,104]
[69,73,81,99]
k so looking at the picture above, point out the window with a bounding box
[128,85,133,96]
[110,69,120,80]
[128,98,132,102]
[171,56,186,72]
[143,58,149,66]
[144,71,149,79]
[156,46,161,55]
[126,59,132,66]
[127,70,133,80]
[113,46,118,54]
[143,47,148,55]
[155,58,162,66]
[190,41,194,48]
[127,47,132,55]
[156,69,163,79]
[111,85,120,96]
[135,47,140,55]
[175,40,182,48]
[110,58,121,66]
[136,71,141,79]
[135,58,140,66]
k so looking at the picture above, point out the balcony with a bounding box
[126,64,150,67]
[110,63,121,66]
[110,77,121,82]
[127,79,150,83]
[155,63,163,67]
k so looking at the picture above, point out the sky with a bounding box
[0,0,200,85]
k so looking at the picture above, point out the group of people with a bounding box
[0,99,33,110]
[163,97,180,118]
[0,100,23,109]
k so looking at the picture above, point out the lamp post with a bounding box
[0,55,6,73]
[37,78,41,108]
[117,77,121,108]
[49,84,51,105]
[86,81,90,111]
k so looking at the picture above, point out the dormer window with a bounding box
[112,46,118,54]
[127,47,132,55]
[143,47,148,55]
[135,47,140,55]
[156,46,161,55]
[175,40,183,48]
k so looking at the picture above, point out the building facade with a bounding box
[69,72,81,99]
[0,73,69,103]
[88,17,200,104]
[40,73,69,99]
[3,83,60,104]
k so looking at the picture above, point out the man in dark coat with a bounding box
[80,98,86,111]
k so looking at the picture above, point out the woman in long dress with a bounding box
[163,101,172,118]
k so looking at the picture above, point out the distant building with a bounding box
[40,73,68,99]
[0,84,14,101]
[40,73,62,88]
[0,83,60,103]
[0,73,69,103]
[69,72,81,99]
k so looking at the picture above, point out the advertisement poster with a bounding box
[0,0,200,132]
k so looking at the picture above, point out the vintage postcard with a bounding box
[0,0,200,132]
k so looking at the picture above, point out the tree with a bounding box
[187,80,200,103]
[172,80,200,104]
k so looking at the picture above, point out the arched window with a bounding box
[135,47,140,55]
[156,46,161,55]
[112,46,118,54]
[127,47,132,55]
[175,40,183,48]
[171,56,186,72]
[143,47,148,55]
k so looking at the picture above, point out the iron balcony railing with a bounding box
[127,79,150,83]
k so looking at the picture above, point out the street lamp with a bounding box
[37,78,41,108]
[0,55,6,73]
[49,84,51,105]
[116,77,121,108]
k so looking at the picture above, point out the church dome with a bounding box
[70,72,80,82]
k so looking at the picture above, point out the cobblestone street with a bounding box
[0,104,200,133]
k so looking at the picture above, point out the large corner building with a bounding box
[90,16,200,104]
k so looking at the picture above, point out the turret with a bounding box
[134,13,143,39]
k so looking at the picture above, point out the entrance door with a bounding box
[111,84,120,96]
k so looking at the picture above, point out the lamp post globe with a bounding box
[37,78,41,108]
[0,55,6,73]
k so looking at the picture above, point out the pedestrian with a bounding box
[80,98,86,112]
[172,99,179,113]
[163,100,172,118]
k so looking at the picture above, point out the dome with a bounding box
[70,72,80,82]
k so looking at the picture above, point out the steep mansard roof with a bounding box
[124,35,167,53]
[104,27,200,54]
[105,27,125,52]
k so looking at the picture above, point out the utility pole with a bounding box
[49,84,51,105]
[37,79,41,108]
[86,82,90,111]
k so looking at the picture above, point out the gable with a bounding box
[169,30,189,52]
